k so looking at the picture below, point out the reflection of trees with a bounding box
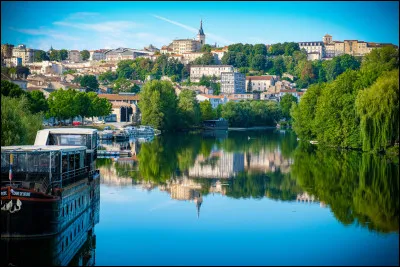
[291,143,399,233]
[225,170,301,200]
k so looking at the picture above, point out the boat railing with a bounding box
[61,166,88,186]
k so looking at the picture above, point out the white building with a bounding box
[89,50,106,61]
[245,75,277,92]
[196,94,227,109]
[190,65,234,82]
[188,150,245,179]
[221,72,246,94]
[4,57,22,67]
[12,44,35,65]
[298,41,324,59]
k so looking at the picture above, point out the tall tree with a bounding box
[80,50,90,61]
[355,69,399,151]
[59,49,68,61]
[178,89,201,128]
[138,80,179,131]
[199,100,214,121]
[80,75,99,92]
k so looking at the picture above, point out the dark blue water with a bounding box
[94,130,399,266]
[2,130,399,266]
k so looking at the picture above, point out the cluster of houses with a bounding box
[5,20,397,124]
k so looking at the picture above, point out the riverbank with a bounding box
[228,126,277,131]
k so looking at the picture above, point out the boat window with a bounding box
[54,134,87,146]
[62,154,68,173]
[80,151,85,168]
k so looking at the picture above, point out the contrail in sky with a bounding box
[152,14,232,45]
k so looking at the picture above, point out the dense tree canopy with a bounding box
[291,46,399,151]
[80,50,90,61]
[79,75,99,92]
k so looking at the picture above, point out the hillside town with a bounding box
[1,20,397,124]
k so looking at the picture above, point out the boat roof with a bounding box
[35,128,97,146]
[36,128,98,134]
[1,145,86,153]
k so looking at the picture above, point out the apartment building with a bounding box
[221,72,246,94]
[12,44,35,65]
[190,65,234,82]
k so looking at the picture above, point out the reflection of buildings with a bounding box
[188,150,245,179]
[99,164,133,187]
[245,148,293,174]
[296,192,316,203]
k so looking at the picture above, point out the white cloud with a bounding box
[9,26,80,41]
[152,14,233,45]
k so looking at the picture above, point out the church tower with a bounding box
[197,20,206,46]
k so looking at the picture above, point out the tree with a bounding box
[192,52,216,65]
[113,77,139,93]
[251,54,266,71]
[272,56,286,76]
[15,66,30,79]
[34,50,49,62]
[73,92,91,122]
[59,49,68,61]
[178,89,201,128]
[98,71,117,84]
[29,90,49,114]
[138,80,179,131]
[253,44,267,56]
[1,80,27,98]
[48,89,78,121]
[80,50,90,61]
[117,59,136,79]
[221,51,236,65]
[355,69,399,151]
[80,75,99,92]
[284,42,300,56]
[247,78,253,92]
[49,50,59,61]
[200,100,214,121]
[1,96,43,146]
[280,94,298,120]
[200,44,212,52]
[235,52,247,68]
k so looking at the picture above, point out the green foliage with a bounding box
[356,69,399,151]
[200,100,214,121]
[1,80,27,98]
[200,44,212,52]
[292,145,399,233]
[48,89,111,121]
[280,94,297,120]
[192,52,216,65]
[138,80,179,131]
[178,89,201,128]
[291,46,399,151]
[79,75,99,92]
[80,50,90,61]
[113,77,140,93]
[29,90,49,114]
[15,66,30,79]
[1,96,43,146]
[98,71,117,84]
[34,50,49,62]
[221,100,281,127]
[59,49,68,61]
[49,50,59,61]
[63,69,77,75]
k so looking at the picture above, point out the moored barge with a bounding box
[1,128,99,238]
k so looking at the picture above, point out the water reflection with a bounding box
[97,130,398,234]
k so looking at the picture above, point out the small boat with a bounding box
[99,130,113,140]
[310,140,318,145]
[202,118,228,130]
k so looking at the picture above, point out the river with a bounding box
[3,129,399,265]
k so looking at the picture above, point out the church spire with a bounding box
[198,19,204,36]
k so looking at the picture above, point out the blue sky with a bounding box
[1,1,399,50]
